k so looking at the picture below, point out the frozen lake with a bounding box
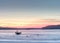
[0,29,60,43]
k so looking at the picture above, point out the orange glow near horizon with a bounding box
[0,18,60,28]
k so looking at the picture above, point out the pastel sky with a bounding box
[0,0,60,28]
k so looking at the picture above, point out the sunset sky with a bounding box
[0,0,60,28]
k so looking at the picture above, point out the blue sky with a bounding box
[0,0,60,28]
[0,0,60,18]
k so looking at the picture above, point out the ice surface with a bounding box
[0,29,60,43]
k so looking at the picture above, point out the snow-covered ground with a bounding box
[0,29,60,43]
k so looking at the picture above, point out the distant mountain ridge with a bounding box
[42,25,60,29]
[0,25,60,30]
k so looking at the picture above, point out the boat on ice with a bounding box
[15,31,22,35]
[15,29,22,35]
